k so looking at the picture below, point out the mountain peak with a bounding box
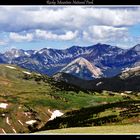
[5,48,34,59]
[60,57,103,80]
[66,45,82,52]
[132,44,140,52]
[5,48,21,58]
[72,57,88,63]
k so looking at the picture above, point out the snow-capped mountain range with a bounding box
[0,43,139,79]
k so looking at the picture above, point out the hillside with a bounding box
[54,66,140,92]
[0,64,130,133]
[0,64,56,133]
[38,100,140,132]
[0,64,139,134]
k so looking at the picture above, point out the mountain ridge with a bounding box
[0,43,139,78]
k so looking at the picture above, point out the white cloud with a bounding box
[0,6,140,48]
[7,29,78,42]
[25,7,140,30]
[35,29,78,41]
[87,8,140,27]
[58,31,78,40]
[83,25,128,43]
[0,6,140,32]
[9,32,33,42]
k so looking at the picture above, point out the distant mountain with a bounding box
[5,48,35,59]
[54,66,140,92]
[60,57,103,80]
[119,66,140,79]
[0,43,139,78]
[130,44,140,55]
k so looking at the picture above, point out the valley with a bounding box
[0,64,139,134]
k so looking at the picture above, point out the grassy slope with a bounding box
[36,124,140,134]
[0,64,55,133]
[0,64,139,133]
[0,64,129,111]
[38,100,140,132]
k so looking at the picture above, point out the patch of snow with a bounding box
[12,127,17,133]
[56,53,63,59]
[15,54,19,58]
[25,120,37,125]
[75,67,80,73]
[18,120,23,126]
[18,106,21,109]
[121,93,127,96]
[6,117,11,125]
[96,82,103,86]
[121,93,125,96]
[125,91,132,94]
[5,66,16,69]
[24,112,31,118]
[103,54,113,56]
[33,51,37,54]
[36,73,41,76]
[2,114,5,117]
[38,51,43,54]
[1,128,6,134]
[123,67,130,72]
[24,52,30,56]
[22,71,31,75]
[66,53,73,58]
[0,103,8,109]
[49,110,63,121]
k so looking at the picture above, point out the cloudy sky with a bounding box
[0,6,140,52]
